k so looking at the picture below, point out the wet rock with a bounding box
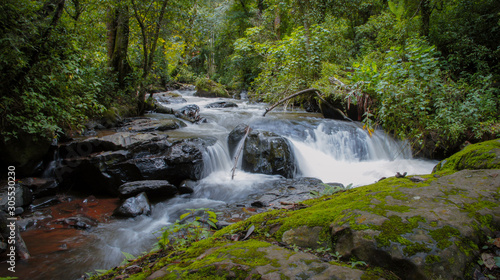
[54,214,98,230]
[18,212,52,231]
[31,196,62,210]
[205,101,238,108]
[228,125,297,178]
[227,124,251,157]
[117,117,186,132]
[17,177,59,198]
[55,135,211,195]
[175,104,200,121]
[0,184,33,212]
[114,192,151,218]
[118,180,177,199]
[0,211,30,259]
[179,180,195,194]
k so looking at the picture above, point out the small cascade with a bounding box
[201,140,233,177]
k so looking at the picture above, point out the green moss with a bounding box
[425,255,441,264]
[374,215,426,248]
[429,225,461,250]
[362,266,401,280]
[433,139,500,172]
[194,77,229,98]
[403,242,432,256]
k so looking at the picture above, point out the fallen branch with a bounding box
[231,125,252,179]
[262,88,352,121]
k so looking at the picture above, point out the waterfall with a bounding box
[288,122,432,186]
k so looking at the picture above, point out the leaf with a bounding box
[481,253,497,270]
[243,225,255,240]
[180,212,191,220]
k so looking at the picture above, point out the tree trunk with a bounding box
[107,2,132,88]
[420,0,431,37]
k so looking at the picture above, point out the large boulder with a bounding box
[55,133,213,195]
[228,125,297,178]
[433,139,500,172]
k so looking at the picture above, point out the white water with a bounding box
[24,89,438,279]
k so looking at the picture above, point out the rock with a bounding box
[0,132,52,177]
[175,104,201,121]
[147,240,367,279]
[0,184,33,212]
[433,139,500,172]
[178,180,195,194]
[118,180,177,199]
[205,101,238,108]
[55,134,212,195]
[228,125,297,178]
[17,177,59,198]
[114,192,151,218]
[0,211,30,259]
[54,214,98,230]
[194,78,230,98]
[227,124,251,157]
[117,118,186,133]
[153,92,187,104]
[282,226,327,250]
[243,130,297,178]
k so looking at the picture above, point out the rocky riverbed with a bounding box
[87,139,500,280]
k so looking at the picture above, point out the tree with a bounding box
[107,0,132,88]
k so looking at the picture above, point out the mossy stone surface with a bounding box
[433,139,500,172]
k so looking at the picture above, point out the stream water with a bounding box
[5,90,437,279]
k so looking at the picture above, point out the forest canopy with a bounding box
[1,0,499,157]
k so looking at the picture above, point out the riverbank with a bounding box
[89,139,500,280]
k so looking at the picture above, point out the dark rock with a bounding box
[251,201,265,208]
[0,132,52,177]
[0,211,30,259]
[117,118,186,132]
[205,101,238,108]
[55,133,212,195]
[175,104,200,121]
[179,180,195,194]
[114,192,151,218]
[242,130,297,178]
[0,184,33,212]
[54,214,98,230]
[227,124,251,157]
[18,177,59,198]
[228,125,297,178]
[118,180,177,199]
[18,212,52,231]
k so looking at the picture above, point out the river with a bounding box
[3,89,437,279]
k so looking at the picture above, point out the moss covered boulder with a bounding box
[194,77,230,98]
[433,139,500,172]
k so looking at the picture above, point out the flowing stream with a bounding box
[9,90,437,279]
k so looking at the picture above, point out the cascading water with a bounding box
[10,89,437,280]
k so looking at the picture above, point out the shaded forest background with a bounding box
[1,0,499,159]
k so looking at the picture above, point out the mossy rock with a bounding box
[194,78,230,98]
[433,139,500,172]
[214,169,500,280]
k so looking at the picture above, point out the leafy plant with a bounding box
[154,208,218,251]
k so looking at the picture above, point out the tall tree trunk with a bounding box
[420,0,431,37]
[107,2,131,88]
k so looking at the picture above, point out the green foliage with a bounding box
[154,208,218,251]
[350,38,499,153]
[250,24,331,102]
